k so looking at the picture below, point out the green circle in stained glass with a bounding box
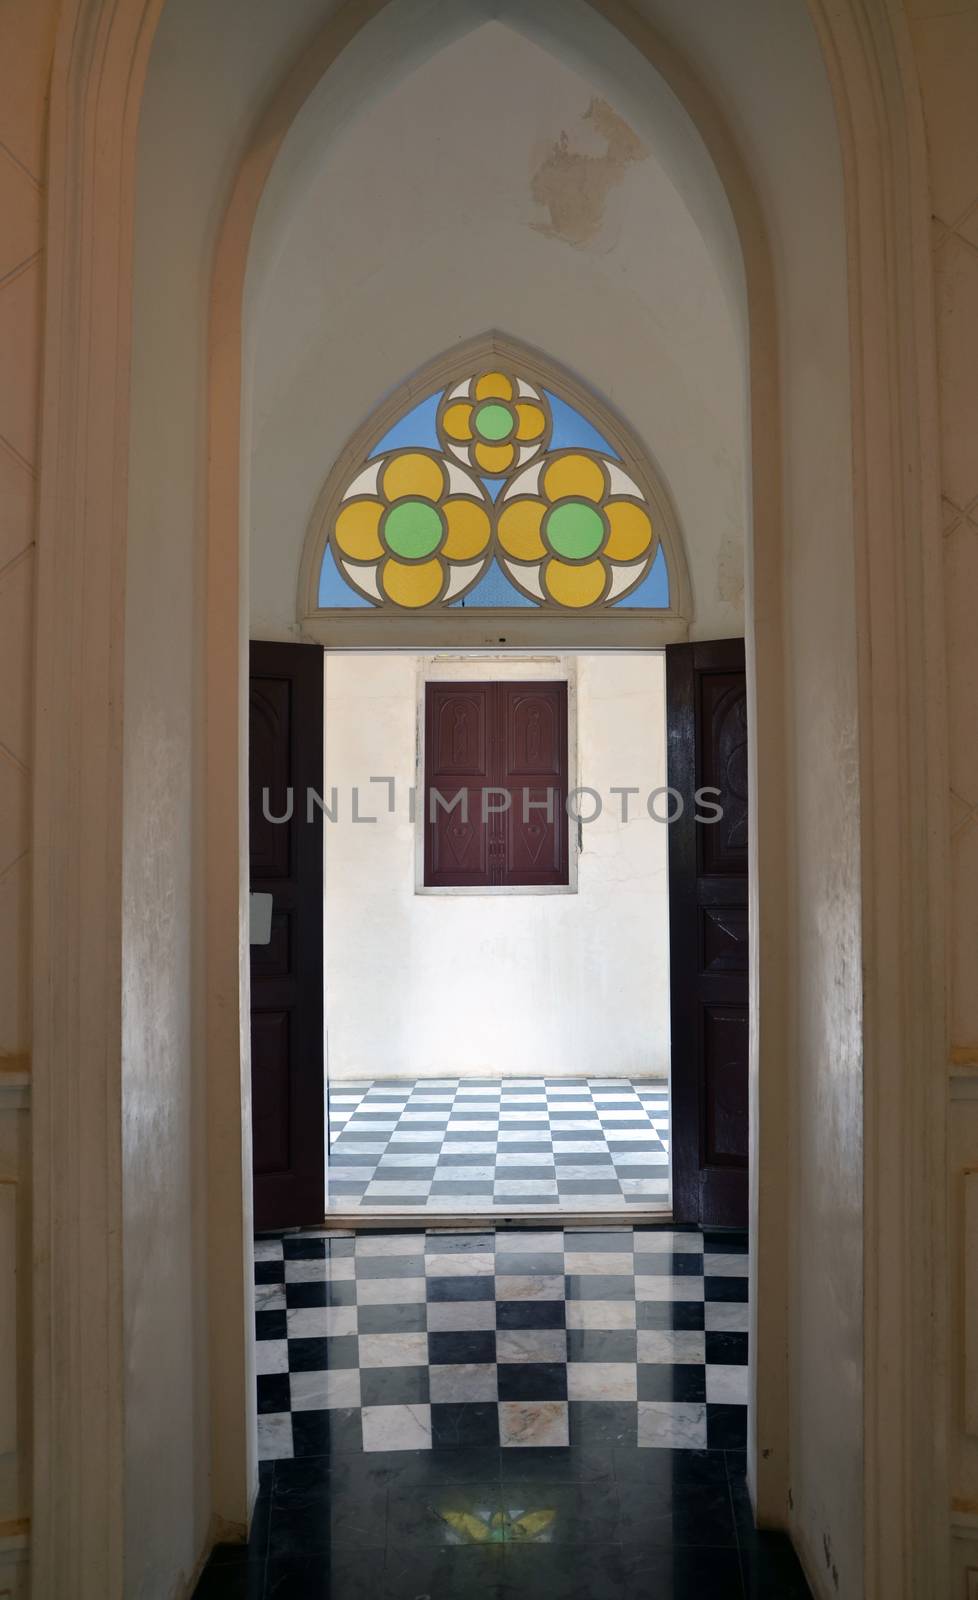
[383,499,443,559]
[545,500,606,560]
[473,402,514,442]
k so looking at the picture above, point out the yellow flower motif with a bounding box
[496,450,655,608]
[438,370,551,477]
[331,449,492,608]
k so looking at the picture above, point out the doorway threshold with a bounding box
[317,1208,674,1232]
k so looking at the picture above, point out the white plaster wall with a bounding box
[248,20,748,645]
[324,652,669,1080]
[124,1,343,1588]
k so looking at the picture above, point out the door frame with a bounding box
[33,3,947,1596]
[318,641,675,1230]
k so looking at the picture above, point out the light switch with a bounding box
[249,892,273,946]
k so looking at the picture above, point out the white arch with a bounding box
[33,2,946,1597]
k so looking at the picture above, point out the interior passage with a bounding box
[326,1078,670,1214]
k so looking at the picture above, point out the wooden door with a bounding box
[667,640,749,1227]
[423,680,568,888]
[249,641,325,1231]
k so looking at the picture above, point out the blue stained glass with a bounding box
[545,390,619,457]
[449,563,535,608]
[318,371,673,611]
[615,543,670,607]
[369,391,441,456]
[318,542,372,608]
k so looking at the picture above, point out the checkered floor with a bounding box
[255,1226,747,1461]
[326,1078,670,1213]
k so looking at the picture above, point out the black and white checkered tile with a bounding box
[326,1078,670,1212]
[254,1227,747,1460]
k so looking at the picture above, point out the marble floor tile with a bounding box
[705,1301,750,1333]
[358,1332,429,1368]
[360,1403,432,1453]
[495,1329,569,1364]
[255,1338,289,1376]
[563,1251,634,1276]
[566,1362,638,1401]
[635,1276,705,1303]
[426,1300,498,1332]
[355,1277,427,1304]
[637,1329,705,1364]
[255,1283,287,1312]
[495,1231,565,1251]
[284,1256,356,1282]
[706,1364,749,1405]
[565,1300,637,1331]
[429,1362,499,1403]
[495,1274,565,1301]
[703,1251,750,1277]
[636,1401,708,1450]
[424,1251,495,1277]
[256,1412,294,1460]
[290,1367,362,1411]
[286,1305,357,1339]
[498,1399,570,1448]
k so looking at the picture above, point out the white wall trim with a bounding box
[33,2,165,1593]
[804,2,949,1593]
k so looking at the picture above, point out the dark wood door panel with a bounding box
[699,904,749,974]
[426,785,492,885]
[668,640,749,1228]
[249,641,325,1231]
[425,683,493,887]
[504,685,562,775]
[429,686,491,777]
[697,673,749,874]
[249,678,292,880]
[250,1010,292,1175]
[702,1003,749,1165]
[499,682,568,888]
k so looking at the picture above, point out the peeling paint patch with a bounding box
[531,97,646,248]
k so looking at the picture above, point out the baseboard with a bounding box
[180,1513,248,1600]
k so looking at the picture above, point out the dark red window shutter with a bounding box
[498,681,568,887]
[423,681,568,889]
[423,683,493,887]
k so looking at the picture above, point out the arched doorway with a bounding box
[33,1,946,1594]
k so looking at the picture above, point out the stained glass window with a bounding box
[315,362,674,613]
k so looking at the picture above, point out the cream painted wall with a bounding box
[906,2,978,1588]
[125,2,343,1591]
[0,2,59,1592]
[324,653,670,1081]
[248,21,747,645]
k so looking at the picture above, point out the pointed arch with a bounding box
[297,332,693,643]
